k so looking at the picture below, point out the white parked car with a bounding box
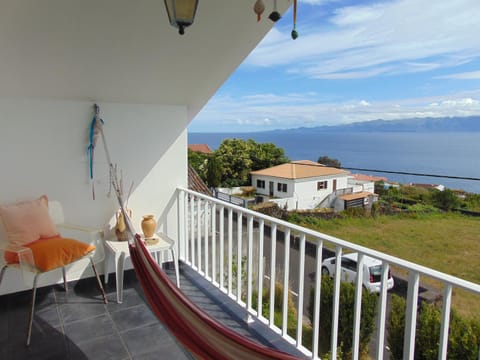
[321,252,394,293]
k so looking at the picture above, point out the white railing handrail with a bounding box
[178,187,480,295]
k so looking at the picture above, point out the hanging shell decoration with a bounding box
[291,0,299,39]
[254,0,265,22]
[268,0,281,22]
[254,0,299,40]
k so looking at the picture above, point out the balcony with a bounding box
[1,188,479,359]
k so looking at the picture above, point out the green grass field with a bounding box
[289,212,480,318]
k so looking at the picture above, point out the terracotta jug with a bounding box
[115,208,132,241]
[141,215,156,238]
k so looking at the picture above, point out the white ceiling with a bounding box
[0,0,290,120]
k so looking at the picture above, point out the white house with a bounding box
[251,160,351,210]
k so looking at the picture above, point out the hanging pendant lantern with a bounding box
[164,0,199,35]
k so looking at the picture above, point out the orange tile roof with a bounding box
[339,191,373,201]
[251,160,349,179]
[188,165,211,195]
[352,173,388,182]
[188,144,212,154]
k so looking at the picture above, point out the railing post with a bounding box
[177,189,184,261]
[237,212,243,302]
[219,206,225,289]
[296,233,306,347]
[438,284,452,360]
[282,228,291,336]
[197,198,202,273]
[376,262,390,360]
[228,208,233,295]
[247,215,253,311]
[404,271,420,360]
[212,203,216,284]
[352,253,365,359]
[257,219,265,318]
[312,240,323,358]
[204,200,209,279]
[190,194,195,267]
[331,246,343,359]
[269,223,277,326]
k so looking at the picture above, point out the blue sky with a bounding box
[189,0,480,133]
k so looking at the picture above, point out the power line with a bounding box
[340,167,480,182]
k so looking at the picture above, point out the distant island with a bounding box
[263,115,480,134]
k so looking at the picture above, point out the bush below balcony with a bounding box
[308,276,378,359]
[388,294,480,360]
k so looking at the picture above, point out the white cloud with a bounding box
[428,98,479,107]
[246,0,480,79]
[299,0,332,5]
[436,71,480,79]
[192,91,480,132]
[331,4,385,26]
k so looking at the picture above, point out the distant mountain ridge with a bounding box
[268,116,480,133]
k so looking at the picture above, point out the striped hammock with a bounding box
[129,234,301,360]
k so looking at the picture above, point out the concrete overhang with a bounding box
[0,0,290,121]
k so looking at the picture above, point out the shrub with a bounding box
[308,276,377,359]
[252,281,298,337]
[387,294,480,360]
[343,207,368,217]
[387,295,406,360]
[431,189,460,211]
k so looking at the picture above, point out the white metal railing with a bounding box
[176,187,480,360]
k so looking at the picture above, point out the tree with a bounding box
[431,188,460,210]
[214,138,289,187]
[188,148,208,181]
[317,155,341,168]
[206,155,222,187]
[214,139,253,186]
[250,141,289,171]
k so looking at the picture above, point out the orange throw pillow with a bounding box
[4,236,95,272]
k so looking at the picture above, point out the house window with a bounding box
[256,179,265,189]
[317,181,328,190]
[277,183,287,192]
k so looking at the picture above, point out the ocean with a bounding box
[188,131,480,194]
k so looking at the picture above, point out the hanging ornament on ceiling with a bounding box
[291,0,299,39]
[254,0,265,22]
[268,0,281,22]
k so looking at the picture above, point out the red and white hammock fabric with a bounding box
[129,234,300,360]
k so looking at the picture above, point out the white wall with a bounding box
[251,175,294,198]
[254,174,351,210]
[348,179,375,193]
[0,97,188,294]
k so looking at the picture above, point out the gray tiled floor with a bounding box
[0,263,306,359]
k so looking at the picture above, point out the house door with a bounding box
[333,179,337,192]
[269,181,274,196]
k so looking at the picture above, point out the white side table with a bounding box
[103,233,180,303]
